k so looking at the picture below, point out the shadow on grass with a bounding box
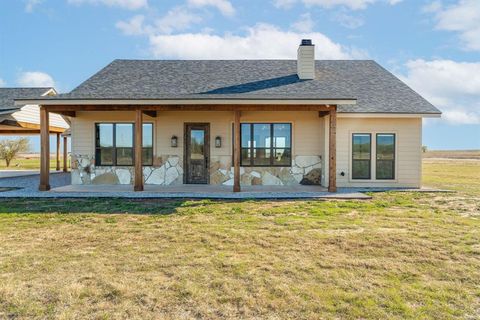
[0,197,348,216]
[0,198,224,215]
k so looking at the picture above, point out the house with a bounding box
[15,40,441,192]
[0,87,70,171]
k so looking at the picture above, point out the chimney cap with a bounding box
[300,39,313,46]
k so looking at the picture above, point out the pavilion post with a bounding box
[63,136,68,172]
[56,133,61,171]
[134,109,144,191]
[328,106,337,192]
[233,110,241,192]
[39,106,50,191]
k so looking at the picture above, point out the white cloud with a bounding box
[17,71,55,87]
[332,10,364,28]
[273,0,402,10]
[153,7,202,34]
[147,23,365,59]
[67,0,147,10]
[428,0,480,51]
[399,59,480,125]
[273,0,297,9]
[291,13,315,32]
[116,15,146,35]
[25,0,42,12]
[116,7,202,36]
[187,0,235,16]
[0,77,6,87]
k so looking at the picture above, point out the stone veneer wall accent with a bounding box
[71,154,183,185]
[72,154,321,186]
[209,155,322,186]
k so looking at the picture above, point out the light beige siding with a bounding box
[334,117,422,188]
[71,111,325,159]
[71,111,422,188]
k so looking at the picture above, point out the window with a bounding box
[239,123,291,166]
[376,134,395,179]
[95,123,153,166]
[352,134,371,179]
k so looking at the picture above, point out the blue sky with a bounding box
[1,0,479,151]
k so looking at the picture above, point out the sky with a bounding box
[0,0,479,151]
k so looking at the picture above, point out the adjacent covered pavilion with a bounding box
[0,87,70,171]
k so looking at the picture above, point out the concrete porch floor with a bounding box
[51,184,371,199]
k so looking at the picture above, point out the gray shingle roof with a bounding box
[37,60,441,114]
[0,87,53,113]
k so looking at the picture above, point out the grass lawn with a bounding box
[0,160,479,319]
[0,156,67,170]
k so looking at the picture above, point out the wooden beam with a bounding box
[39,107,50,191]
[16,121,66,133]
[56,111,76,117]
[45,104,336,112]
[233,110,241,192]
[0,130,41,134]
[56,133,61,171]
[328,107,337,193]
[134,109,144,191]
[63,136,68,172]
[142,110,157,118]
[318,111,330,117]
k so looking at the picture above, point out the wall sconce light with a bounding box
[215,136,222,148]
[171,135,178,148]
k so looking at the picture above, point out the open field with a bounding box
[0,155,68,170]
[0,159,479,319]
[423,150,480,160]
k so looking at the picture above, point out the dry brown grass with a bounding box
[423,150,480,160]
[0,159,478,319]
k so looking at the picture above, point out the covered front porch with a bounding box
[37,103,340,193]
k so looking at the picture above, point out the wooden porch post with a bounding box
[39,107,50,191]
[134,109,144,191]
[56,133,61,171]
[233,110,241,192]
[328,107,337,192]
[63,136,68,172]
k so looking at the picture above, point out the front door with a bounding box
[185,123,209,184]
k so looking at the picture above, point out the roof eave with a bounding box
[14,98,357,106]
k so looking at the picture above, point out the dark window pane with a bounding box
[376,160,394,180]
[253,124,271,148]
[116,124,133,148]
[142,148,153,166]
[253,148,271,166]
[273,124,291,148]
[377,134,395,160]
[273,148,291,166]
[352,160,370,179]
[241,148,251,165]
[241,124,251,148]
[353,134,371,160]
[97,147,114,166]
[97,124,113,148]
[142,123,153,148]
[116,148,133,165]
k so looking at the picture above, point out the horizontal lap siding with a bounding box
[336,117,422,188]
[71,111,325,160]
